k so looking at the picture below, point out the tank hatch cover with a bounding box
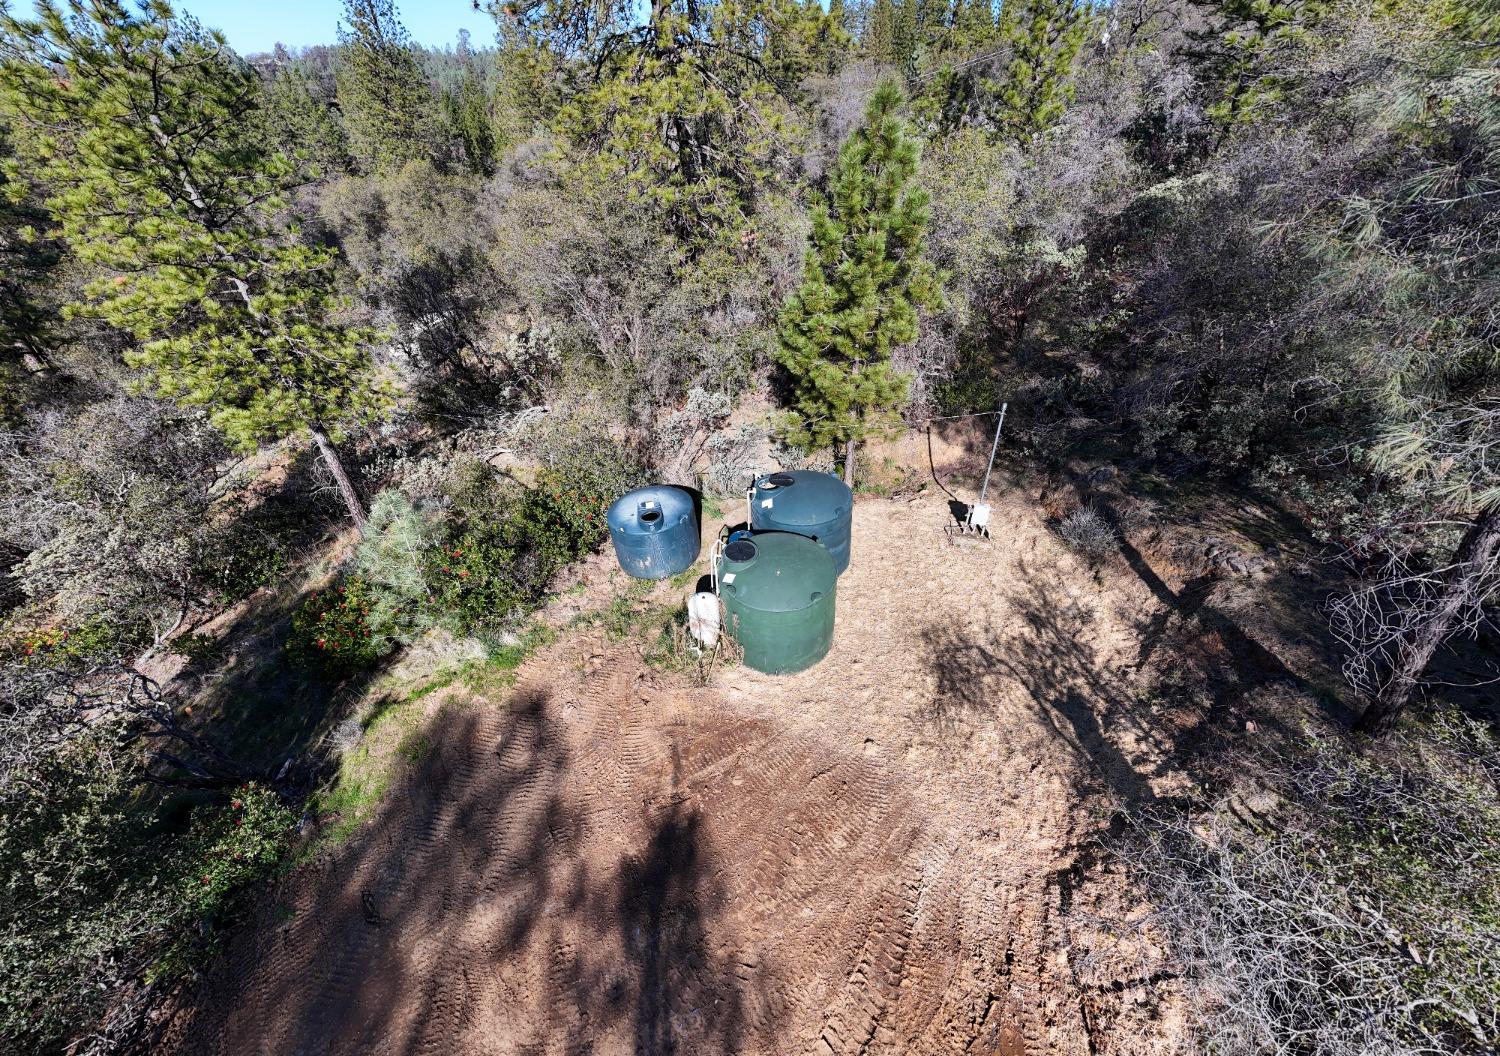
[765,473,796,487]
[725,540,757,562]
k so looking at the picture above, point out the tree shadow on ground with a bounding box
[920,565,1165,809]
[175,687,769,1056]
[1058,465,1354,729]
[1110,531,1320,714]
[919,542,1331,811]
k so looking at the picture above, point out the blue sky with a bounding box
[29,1,502,54]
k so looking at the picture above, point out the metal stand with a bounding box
[944,402,1006,546]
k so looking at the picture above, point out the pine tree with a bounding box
[521,0,842,253]
[0,0,388,529]
[829,0,851,39]
[335,0,439,172]
[775,80,942,485]
[912,0,998,132]
[984,0,1091,143]
[952,0,997,46]
[1189,0,1328,126]
[442,69,498,175]
[356,490,439,649]
[262,63,352,176]
[1326,0,1500,734]
[891,0,922,73]
[864,0,899,61]
[0,118,61,415]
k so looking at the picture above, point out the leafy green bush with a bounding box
[435,485,577,637]
[517,410,646,525]
[0,732,294,1055]
[199,532,288,603]
[170,631,222,664]
[3,616,125,667]
[436,455,635,639]
[153,783,295,977]
[530,468,613,551]
[286,577,383,676]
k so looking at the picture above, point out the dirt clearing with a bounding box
[168,484,1207,1055]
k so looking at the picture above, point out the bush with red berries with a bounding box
[435,456,639,639]
[286,576,383,676]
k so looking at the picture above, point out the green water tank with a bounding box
[717,532,837,675]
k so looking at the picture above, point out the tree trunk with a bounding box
[1357,504,1500,736]
[843,438,856,487]
[311,425,368,532]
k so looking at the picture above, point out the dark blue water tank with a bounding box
[749,470,853,575]
[607,486,700,580]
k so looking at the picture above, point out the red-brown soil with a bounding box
[167,481,1220,1056]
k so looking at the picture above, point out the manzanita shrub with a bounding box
[153,782,296,979]
[3,616,126,667]
[434,484,578,639]
[433,457,636,640]
[531,468,613,551]
[286,576,383,676]
[0,736,296,1052]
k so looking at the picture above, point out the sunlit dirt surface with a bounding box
[168,489,1198,1056]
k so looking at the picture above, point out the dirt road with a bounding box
[168,489,1189,1055]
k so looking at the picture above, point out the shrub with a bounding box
[1057,506,1117,564]
[155,783,295,973]
[355,491,441,650]
[3,616,126,667]
[1120,716,1500,1056]
[199,532,287,603]
[436,455,634,639]
[703,424,763,495]
[0,731,294,1055]
[435,482,581,638]
[517,409,647,521]
[170,631,221,664]
[287,577,383,676]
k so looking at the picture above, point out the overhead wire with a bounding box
[922,405,1009,501]
[924,409,1006,421]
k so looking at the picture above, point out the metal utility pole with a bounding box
[978,402,1007,503]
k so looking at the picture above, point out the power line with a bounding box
[925,408,1007,421]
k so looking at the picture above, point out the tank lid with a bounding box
[718,531,835,611]
[753,470,851,527]
[724,539,757,563]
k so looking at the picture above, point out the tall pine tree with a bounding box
[985,0,1091,142]
[442,69,498,176]
[512,0,842,253]
[776,80,942,485]
[0,0,387,529]
[0,118,61,416]
[262,61,352,176]
[952,0,997,45]
[335,0,439,172]
[864,0,899,61]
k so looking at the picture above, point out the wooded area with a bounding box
[0,0,1496,1053]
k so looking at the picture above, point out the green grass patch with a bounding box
[571,578,656,639]
[458,659,519,697]
[308,692,429,847]
[407,671,459,702]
